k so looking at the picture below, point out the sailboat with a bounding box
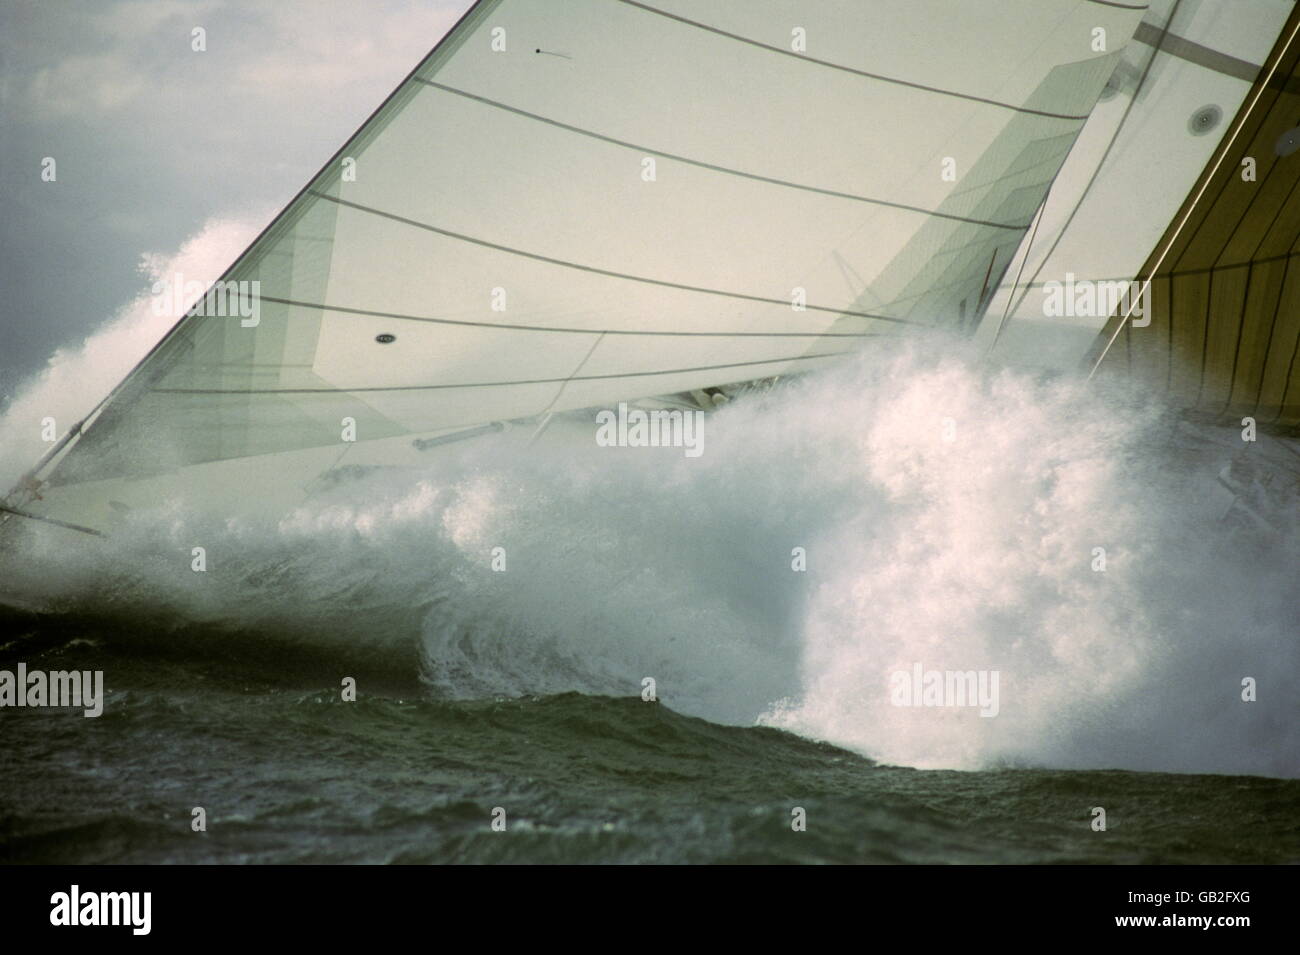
[3,0,1298,544]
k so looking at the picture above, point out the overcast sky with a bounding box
[0,0,471,404]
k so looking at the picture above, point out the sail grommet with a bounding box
[375,333,396,344]
[1274,126,1300,157]
[1187,104,1222,136]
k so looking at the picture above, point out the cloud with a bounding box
[1,0,469,392]
[232,3,461,98]
[89,0,226,41]
[25,53,146,116]
[15,1,460,121]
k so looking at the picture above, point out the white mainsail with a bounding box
[3,0,1146,535]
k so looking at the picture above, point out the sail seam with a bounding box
[990,248,1300,288]
[541,331,607,417]
[1244,256,1290,416]
[987,200,1049,352]
[1270,251,1300,421]
[309,192,931,327]
[1218,260,1255,415]
[151,352,847,394]
[0,505,106,538]
[616,0,1093,121]
[259,295,886,338]
[413,79,1030,231]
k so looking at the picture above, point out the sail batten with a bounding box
[256,296,890,339]
[150,351,847,395]
[414,79,1035,230]
[311,192,931,327]
[615,0,1095,120]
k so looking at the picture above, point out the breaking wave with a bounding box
[0,215,268,493]
[2,330,1297,778]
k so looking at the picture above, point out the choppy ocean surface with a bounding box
[2,348,1297,864]
[2,614,1297,865]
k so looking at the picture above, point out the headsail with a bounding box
[1086,2,1300,429]
[5,0,1144,534]
[979,0,1300,430]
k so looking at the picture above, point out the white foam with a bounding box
[0,214,268,492]
[3,313,1295,778]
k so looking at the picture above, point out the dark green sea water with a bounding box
[3,360,1298,865]
[2,611,1296,865]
